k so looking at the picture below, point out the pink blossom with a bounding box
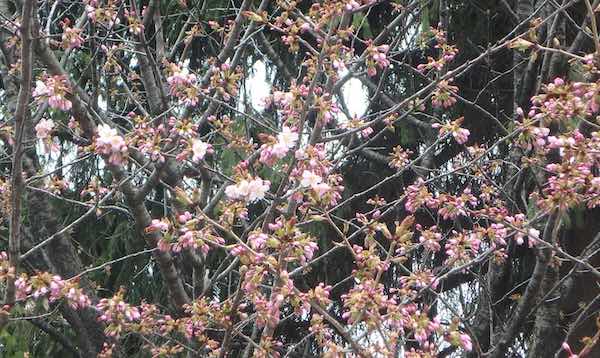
[333,59,346,71]
[15,276,31,300]
[419,227,442,252]
[173,230,197,252]
[345,0,360,11]
[562,342,579,358]
[167,64,199,107]
[527,228,540,246]
[65,287,91,309]
[95,124,128,165]
[178,211,193,224]
[225,177,270,202]
[248,233,268,250]
[32,81,48,99]
[35,118,54,140]
[146,219,170,233]
[431,80,458,109]
[460,333,472,351]
[312,182,331,196]
[275,126,298,151]
[191,139,211,162]
[62,26,84,50]
[263,126,299,163]
[300,170,322,188]
[33,76,72,111]
[453,127,470,144]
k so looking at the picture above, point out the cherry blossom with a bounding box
[191,138,211,162]
[95,124,128,165]
[300,170,322,188]
[35,118,54,140]
[273,126,298,156]
[225,177,270,202]
[61,20,84,50]
[33,75,72,111]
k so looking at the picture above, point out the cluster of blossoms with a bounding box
[60,18,84,50]
[444,231,482,265]
[94,124,128,165]
[398,270,439,297]
[341,116,374,138]
[166,63,200,107]
[295,283,332,316]
[366,43,390,76]
[432,116,471,144]
[264,83,335,123]
[402,172,549,264]
[123,9,144,35]
[259,126,299,165]
[342,279,396,326]
[169,116,199,139]
[190,138,212,162]
[312,91,340,124]
[227,221,320,335]
[418,225,442,252]
[505,214,540,247]
[225,177,270,202]
[276,17,311,53]
[300,170,329,195]
[266,90,295,109]
[98,44,123,74]
[127,114,167,163]
[343,0,378,12]
[291,144,343,207]
[35,118,54,139]
[268,217,319,264]
[514,76,600,212]
[437,188,478,220]
[35,118,54,145]
[208,62,242,101]
[96,298,223,356]
[96,290,141,336]
[431,79,459,108]
[389,145,414,169]
[330,43,352,72]
[0,254,91,311]
[35,118,58,153]
[86,0,120,28]
[404,178,438,213]
[33,75,72,111]
[146,211,224,254]
[2,260,476,358]
[530,77,588,124]
[516,119,551,151]
[540,160,592,211]
[281,27,301,53]
[235,231,314,269]
[417,26,459,72]
[238,268,289,329]
[445,319,474,352]
[402,181,521,265]
[334,230,474,356]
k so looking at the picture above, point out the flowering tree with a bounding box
[0,0,599,357]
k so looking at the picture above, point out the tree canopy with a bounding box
[0,0,599,357]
